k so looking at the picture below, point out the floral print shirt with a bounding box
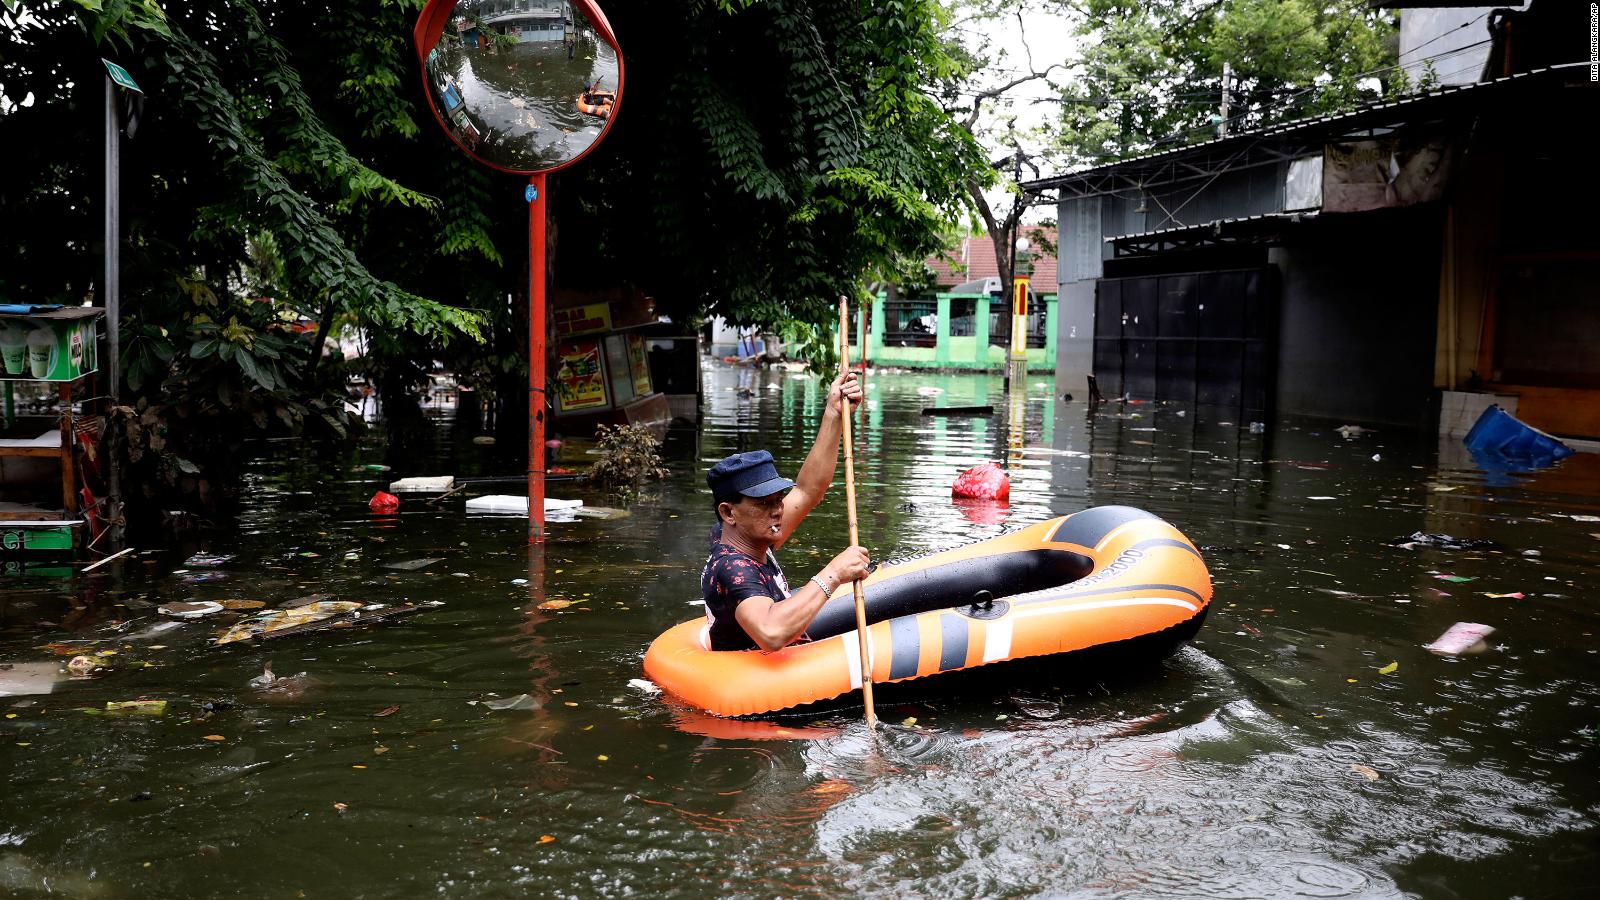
[701,541,795,651]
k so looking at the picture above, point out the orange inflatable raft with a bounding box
[575,90,615,118]
[643,505,1212,717]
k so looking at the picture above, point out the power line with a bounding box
[1399,10,1492,64]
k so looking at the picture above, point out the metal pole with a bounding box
[1219,62,1231,137]
[104,76,123,547]
[527,173,547,543]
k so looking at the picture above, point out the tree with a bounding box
[543,0,990,364]
[936,0,1066,297]
[1048,0,1398,166]
[2,0,995,502]
[1,0,503,511]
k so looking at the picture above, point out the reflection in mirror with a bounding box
[423,0,619,171]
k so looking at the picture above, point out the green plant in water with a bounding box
[586,425,670,500]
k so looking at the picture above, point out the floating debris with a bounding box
[180,572,229,584]
[1390,533,1497,552]
[104,700,166,716]
[385,557,443,572]
[0,662,61,696]
[184,553,234,567]
[158,601,225,619]
[473,693,539,711]
[1424,622,1495,655]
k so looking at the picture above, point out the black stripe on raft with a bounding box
[1128,538,1202,558]
[889,617,920,680]
[1045,506,1160,548]
[938,613,968,672]
[1015,582,1207,607]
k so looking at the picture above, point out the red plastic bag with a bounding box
[951,462,1010,500]
[368,491,399,513]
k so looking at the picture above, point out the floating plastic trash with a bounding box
[951,462,1010,500]
[1389,533,1497,551]
[368,491,399,513]
[474,693,540,711]
[1463,404,1573,466]
[184,553,234,567]
[1424,622,1495,655]
[158,601,225,619]
[464,496,583,516]
[384,557,443,572]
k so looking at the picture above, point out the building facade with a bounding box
[1029,4,1596,437]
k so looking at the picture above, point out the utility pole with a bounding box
[1219,62,1232,137]
[102,59,141,551]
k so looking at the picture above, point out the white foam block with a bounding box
[464,495,583,516]
[389,476,455,493]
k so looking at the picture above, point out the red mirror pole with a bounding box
[528,172,547,543]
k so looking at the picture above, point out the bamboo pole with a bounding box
[838,297,877,727]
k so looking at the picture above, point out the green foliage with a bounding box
[4,0,994,480]
[1050,0,1399,164]
[0,0,509,514]
[586,424,669,500]
[582,0,987,344]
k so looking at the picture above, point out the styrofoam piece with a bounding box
[1424,622,1495,655]
[0,662,60,696]
[464,495,583,516]
[389,476,455,493]
[158,601,225,619]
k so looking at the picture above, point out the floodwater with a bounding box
[3,361,1598,898]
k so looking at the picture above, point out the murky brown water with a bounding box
[3,361,1597,897]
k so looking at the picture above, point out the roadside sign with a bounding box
[101,59,143,94]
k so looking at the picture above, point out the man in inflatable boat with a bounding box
[703,373,871,652]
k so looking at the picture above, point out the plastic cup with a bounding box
[0,323,27,374]
[26,325,54,378]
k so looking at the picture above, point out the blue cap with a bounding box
[707,451,795,503]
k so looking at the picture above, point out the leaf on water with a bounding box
[373,705,400,717]
[202,734,226,742]
[538,598,581,610]
[901,716,918,726]
[1484,592,1524,599]
[1378,662,1398,675]
[220,599,267,610]
[538,835,557,844]
[333,802,348,813]
[1350,763,1380,781]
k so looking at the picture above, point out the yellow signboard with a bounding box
[554,302,612,337]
